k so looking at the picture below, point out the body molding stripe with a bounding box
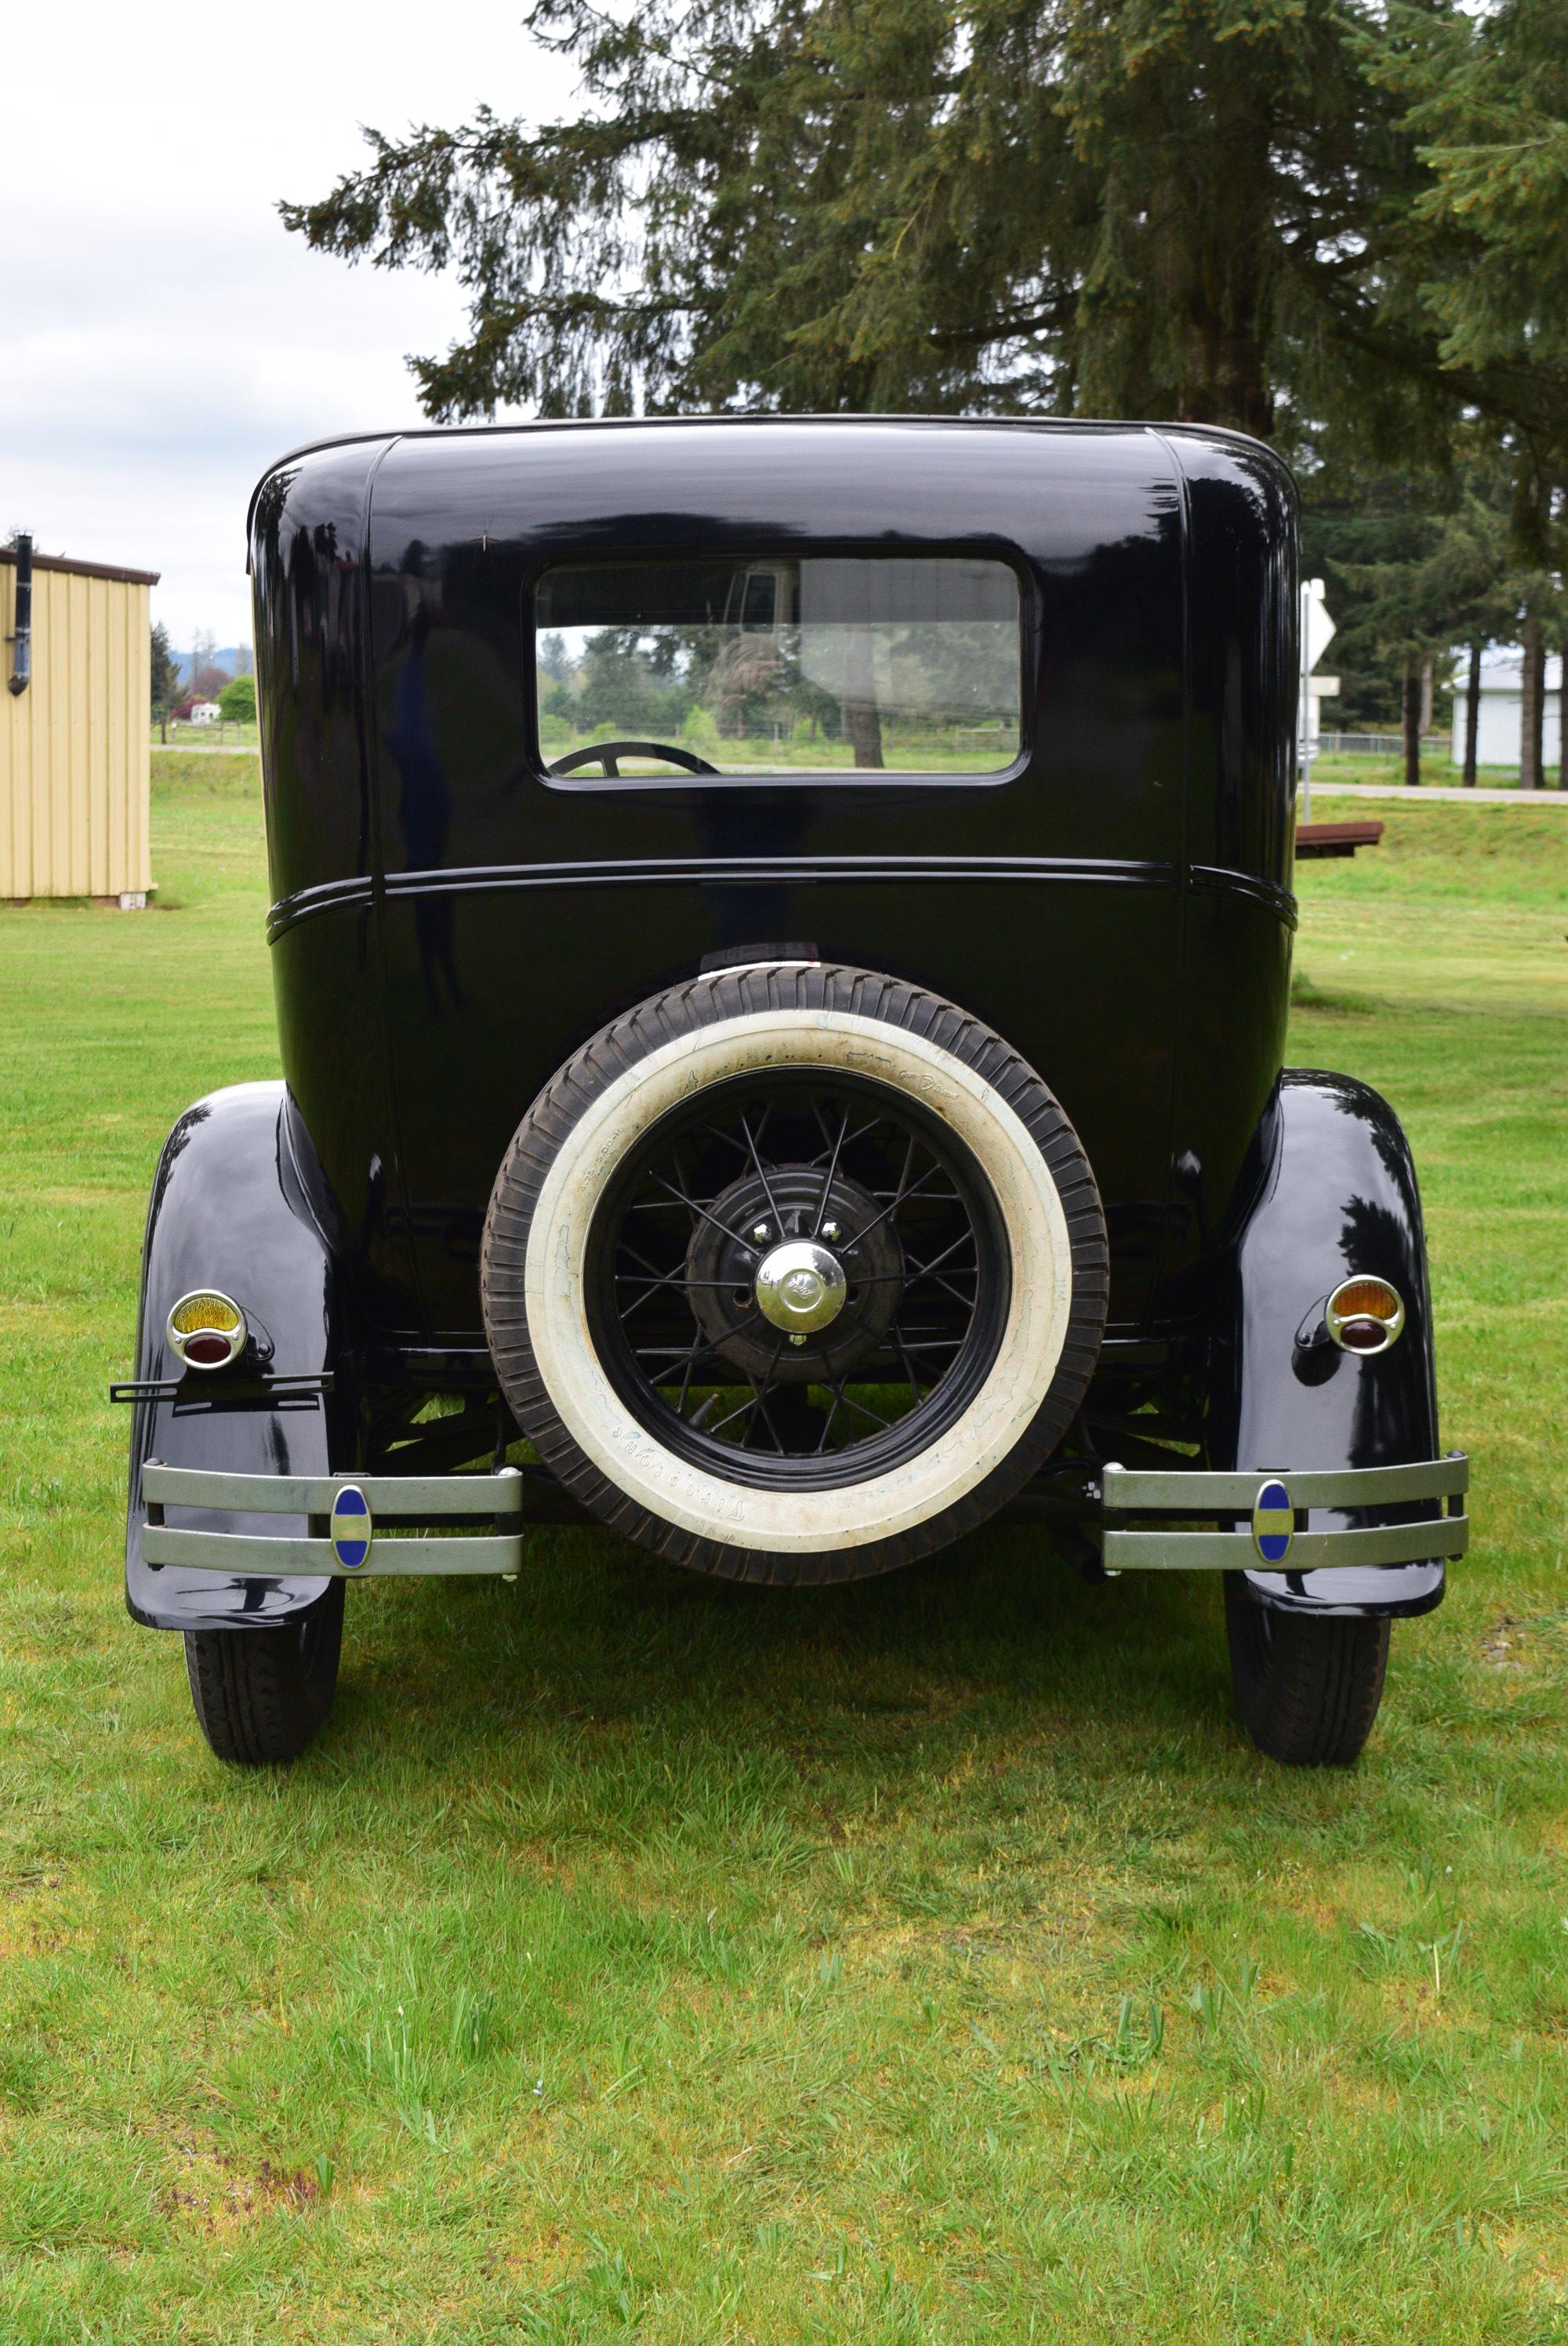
[1189,864,1298,929]
[268,853,1202,942]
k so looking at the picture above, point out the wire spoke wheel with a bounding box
[586,1070,1007,1487]
[481,962,1108,1584]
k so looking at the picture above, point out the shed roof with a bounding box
[1,544,160,587]
[1451,645,1563,692]
[1453,646,1516,686]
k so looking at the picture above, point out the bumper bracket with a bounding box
[141,1462,524,1578]
[1100,1452,1468,1572]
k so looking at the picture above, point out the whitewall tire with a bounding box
[481,964,1107,1584]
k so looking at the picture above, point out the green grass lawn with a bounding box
[2,759,1566,2342]
[1310,748,1564,790]
[537,722,1019,775]
[157,719,261,754]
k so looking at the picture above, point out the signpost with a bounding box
[1299,577,1339,824]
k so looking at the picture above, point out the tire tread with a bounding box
[183,1582,343,1765]
[1224,1575,1389,1766]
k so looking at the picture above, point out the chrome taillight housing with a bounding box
[1325,1276,1405,1356]
[165,1289,248,1371]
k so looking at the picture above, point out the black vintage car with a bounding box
[118,417,1468,1767]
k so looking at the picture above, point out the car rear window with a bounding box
[532,555,1022,779]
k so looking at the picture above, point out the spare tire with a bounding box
[481,962,1107,1584]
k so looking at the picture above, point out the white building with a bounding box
[187,699,221,726]
[1450,647,1562,771]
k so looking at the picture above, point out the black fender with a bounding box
[1208,1069,1447,1619]
[124,1082,358,1630]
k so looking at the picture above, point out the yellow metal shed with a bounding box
[2,543,158,905]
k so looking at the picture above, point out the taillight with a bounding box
[1325,1276,1405,1356]
[166,1290,248,1371]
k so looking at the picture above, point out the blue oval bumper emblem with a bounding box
[1252,1479,1293,1564]
[331,1484,372,1570]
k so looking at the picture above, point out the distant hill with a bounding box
[174,646,252,685]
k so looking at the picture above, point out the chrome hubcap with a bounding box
[753,1240,848,1335]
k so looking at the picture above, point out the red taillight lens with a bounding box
[1326,1276,1405,1355]
[182,1330,234,1366]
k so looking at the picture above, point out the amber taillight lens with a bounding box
[1326,1276,1405,1355]
[165,1290,247,1371]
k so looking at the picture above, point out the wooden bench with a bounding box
[1296,819,1385,859]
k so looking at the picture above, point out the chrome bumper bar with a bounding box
[140,1451,1468,1582]
[1100,1453,1468,1571]
[141,1462,523,1578]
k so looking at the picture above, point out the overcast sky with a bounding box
[2,4,576,646]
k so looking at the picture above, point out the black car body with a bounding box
[120,417,1468,1766]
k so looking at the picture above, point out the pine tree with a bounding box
[283,0,1568,768]
[1304,454,1520,774]
[1385,0,1568,480]
[282,0,1490,451]
[149,622,180,741]
[1383,0,1568,782]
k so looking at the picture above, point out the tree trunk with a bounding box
[841,629,884,769]
[1176,339,1273,439]
[843,699,885,769]
[1559,639,1566,788]
[1519,618,1544,790]
[1462,642,1481,786]
[1167,177,1276,438]
[1401,666,1421,788]
[1419,658,1434,735]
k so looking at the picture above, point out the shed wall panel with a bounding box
[0,561,151,897]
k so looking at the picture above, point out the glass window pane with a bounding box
[533,556,1022,777]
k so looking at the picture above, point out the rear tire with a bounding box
[183,1581,343,1765]
[1224,1574,1388,1765]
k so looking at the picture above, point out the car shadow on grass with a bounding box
[319,1522,1238,1803]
